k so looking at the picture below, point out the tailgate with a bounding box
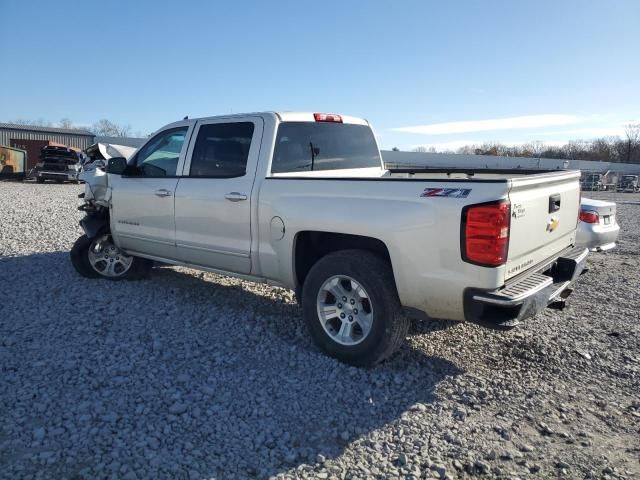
[505,171,581,280]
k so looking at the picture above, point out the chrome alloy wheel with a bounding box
[316,275,373,346]
[87,235,134,277]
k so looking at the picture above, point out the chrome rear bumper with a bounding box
[464,246,588,329]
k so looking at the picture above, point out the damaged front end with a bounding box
[78,163,111,238]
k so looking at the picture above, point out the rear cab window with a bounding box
[271,122,381,174]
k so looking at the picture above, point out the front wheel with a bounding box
[302,250,409,367]
[70,234,152,280]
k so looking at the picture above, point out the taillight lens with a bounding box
[579,210,599,224]
[462,200,511,267]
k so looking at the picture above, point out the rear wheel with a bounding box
[36,177,45,184]
[70,234,152,280]
[302,250,409,367]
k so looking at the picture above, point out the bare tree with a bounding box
[439,134,640,164]
[623,123,640,163]
[9,118,52,127]
[91,119,132,137]
[456,145,477,155]
[475,142,511,157]
[522,141,546,157]
[58,118,74,129]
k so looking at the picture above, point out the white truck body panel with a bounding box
[173,116,265,273]
[99,111,585,324]
[257,177,508,320]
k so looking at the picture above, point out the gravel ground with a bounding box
[0,182,638,480]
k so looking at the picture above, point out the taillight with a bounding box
[313,113,343,123]
[462,200,511,267]
[579,210,599,224]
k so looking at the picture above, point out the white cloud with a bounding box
[538,126,625,138]
[393,114,579,135]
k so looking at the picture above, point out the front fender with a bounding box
[80,212,109,239]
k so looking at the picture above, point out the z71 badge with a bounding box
[420,187,471,198]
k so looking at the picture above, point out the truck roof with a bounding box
[185,112,370,126]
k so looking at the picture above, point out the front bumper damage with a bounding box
[464,246,589,329]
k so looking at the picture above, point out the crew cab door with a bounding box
[174,117,264,274]
[110,123,193,259]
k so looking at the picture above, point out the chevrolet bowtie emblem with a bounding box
[547,217,560,232]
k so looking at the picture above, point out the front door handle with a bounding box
[224,192,248,202]
[155,189,172,197]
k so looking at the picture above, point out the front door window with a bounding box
[133,127,188,177]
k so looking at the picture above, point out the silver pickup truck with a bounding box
[72,112,588,366]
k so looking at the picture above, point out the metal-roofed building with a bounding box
[0,123,95,149]
[0,123,95,170]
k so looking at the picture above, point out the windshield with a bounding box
[271,122,381,173]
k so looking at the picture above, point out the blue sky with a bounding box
[1,0,638,150]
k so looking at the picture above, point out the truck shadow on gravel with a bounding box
[1,253,463,479]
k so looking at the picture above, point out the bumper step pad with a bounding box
[464,247,589,329]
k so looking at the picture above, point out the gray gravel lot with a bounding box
[1,182,639,480]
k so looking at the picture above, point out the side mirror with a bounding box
[106,157,127,175]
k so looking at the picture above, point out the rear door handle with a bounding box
[155,189,172,197]
[224,192,248,202]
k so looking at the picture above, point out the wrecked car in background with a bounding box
[576,197,620,252]
[34,146,82,183]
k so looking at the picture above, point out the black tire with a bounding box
[301,249,409,367]
[70,234,152,281]
[36,177,45,184]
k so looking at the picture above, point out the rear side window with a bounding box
[271,122,381,173]
[189,122,255,178]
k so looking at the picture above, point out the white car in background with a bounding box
[577,198,620,251]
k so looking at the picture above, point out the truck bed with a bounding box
[386,165,571,180]
[262,166,581,318]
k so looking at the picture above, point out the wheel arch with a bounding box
[293,231,394,294]
[80,210,110,239]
